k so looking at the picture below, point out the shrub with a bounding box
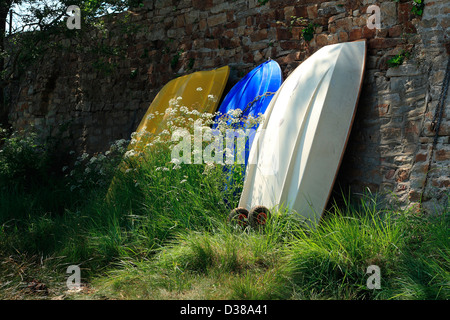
[0,128,50,188]
[387,50,411,68]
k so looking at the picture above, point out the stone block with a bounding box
[276,27,291,40]
[398,2,412,23]
[307,5,319,19]
[386,64,422,77]
[207,13,227,27]
[435,148,450,161]
[338,31,348,41]
[369,38,404,49]
[316,33,329,46]
[349,28,363,41]
[318,2,346,17]
[380,1,397,28]
[193,0,213,10]
[250,29,268,42]
[334,17,353,32]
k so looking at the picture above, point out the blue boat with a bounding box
[215,59,282,130]
[213,59,282,181]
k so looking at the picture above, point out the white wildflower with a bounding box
[196,87,203,91]
[230,109,243,118]
[168,98,175,106]
[201,112,213,119]
[203,162,215,175]
[180,106,189,114]
[139,126,147,133]
[124,150,136,158]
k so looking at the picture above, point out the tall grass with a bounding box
[0,107,448,300]
[88,200,448,300]
[0,105,255,275]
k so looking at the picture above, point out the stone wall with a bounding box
[6,0,450,212]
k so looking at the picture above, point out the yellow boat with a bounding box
[135,65,230,142]
[107,66,230,198]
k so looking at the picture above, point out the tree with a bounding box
[1,0,14,124]
[0,0,143,126]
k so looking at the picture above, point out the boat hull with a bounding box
[239,41,367,227]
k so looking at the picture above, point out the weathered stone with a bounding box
[318,2,346,17]
[380,1,397,28]
[349,28,362,41]
[369,38,404,49]
[207,13,227,27]
[316,33,329,46]
[386,64,423,77]
[276,27,291,40]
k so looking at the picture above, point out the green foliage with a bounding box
[0,107,448,300]
[288,16,307,32]
[302,23,316,42]
[171,49,184,70]
[411,0,425,16]
[129,68,138,79]
[0,128,50,187]
[0,105,263,272]
[89,197,449,300]
[187,58,195,71]
[284,16,316,41]
[387,50,411,68]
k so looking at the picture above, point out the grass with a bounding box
[79,202,448,301]
[0,108,449,300]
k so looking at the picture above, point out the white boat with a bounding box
[238,40,367,228]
